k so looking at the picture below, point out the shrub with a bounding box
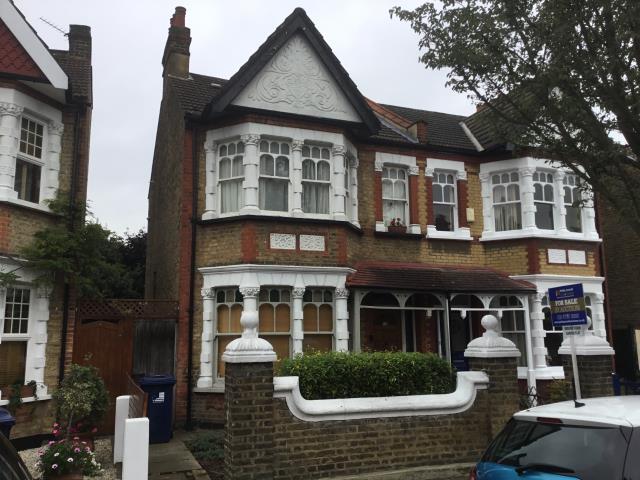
[547,379,573,403]
[53,364,109,434]
[278,351,455,400]
[37,436,102,478]
[184,430,224,462]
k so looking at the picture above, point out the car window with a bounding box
[624,428,640,479]
[483,419,629,480]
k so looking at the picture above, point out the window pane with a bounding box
[259,178,288,211]
[302,146,310,157]
[317,161,330,181]
[394,181,406,200]
[230,304,242,333]
[534,183,543,201]
[321,148,330,160]
[382,179,393,198]
[275,157,289,177]
[507,184,520,201]
[270,142,279,154]
[217,305,230,333]
[14,159,41,203]
[280,144,289,155]
[302,159,315,180]
[262,335,290,361]
[495,203,522,231]
[259,304,274,332]
[220,179,243,213]
[232,157,244,177]
[0,342,27,386]
[260,155,274,175]
[303,304,317,331]
[544,184,554,201]
[311,146,320,158]
[228,143,236,155]
[302,183,329,214]
[219,158,231,179]
[535,202,554,230]
[443,185,454,204]
[493,185,506,203]
[217,336,240,378]
[433,184,443,203]
[275,304,290,332]
[434,203,454,231]
[302,335,332,353]
[566,206,582,232]
[260,141,269,152]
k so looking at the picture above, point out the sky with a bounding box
[15,0,473,235]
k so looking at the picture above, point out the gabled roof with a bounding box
[0,0,67,90]
[202,7,379,134]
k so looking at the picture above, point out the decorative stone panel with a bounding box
[568,249,587,265]
[547,248,567,264]
[270,233,296,250]
[299,234,325,252]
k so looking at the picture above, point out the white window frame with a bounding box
[301,145,332,216]
[259,140,291,213]
[202,123,359,225]
[533,170,556,230]
[425,158,471,240]
[217,140,245,215]
[479,157,600,242]
[432,171,457,232]
[492,171,522,232]
[563,174,584,233]
[302,288,335,352]
[381,165,409,227]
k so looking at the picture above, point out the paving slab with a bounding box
[148,436,209,479]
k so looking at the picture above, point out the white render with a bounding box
[231,34,361,123]
[122,417,149,480]
[203,122,359,225]
[273,370,489,422]
[479,157,600,242]
[464,314,521,358]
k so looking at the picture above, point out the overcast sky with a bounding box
[15,0,472,235]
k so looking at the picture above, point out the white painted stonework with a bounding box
[568,249,587,265]
[547,249,567,264]
[273,371,489,422]
[299,234,325,251]
[270,233,296,250]
[231,34,361,123]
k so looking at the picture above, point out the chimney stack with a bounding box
[68,25,91,62]
[162,6,191,78]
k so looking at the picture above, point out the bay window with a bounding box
[382,166,408,225]
[218,141,244,214]
[258,288,291,360]
[492,172,522,231]
[302,288,333,352]
[433,172,456,231]
[259,141,290,212]
[0,287,30,387]
[215,288,243,378]
[301,146,331,214]
[533,171,554,230]
[563,174,582,233]
[14,117,45,204]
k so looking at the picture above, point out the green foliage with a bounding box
[21,193,146,299]
[391,0,640,233]
[52,364,109,431]
[184,430,225,462]
[547,379,573,403]
[278,351,455,400]
[37,437,102,478]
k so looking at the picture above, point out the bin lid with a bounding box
[138,374,176,386]
[0,407,16,425]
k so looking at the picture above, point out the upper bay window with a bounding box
[492,172,522,232]
[218,141,245,214]
[433,172,456,232]
[301,146,331,214]
[15,117,45,204]
[533,171,554,230]
[259,141,290,212]
[563,174,582,233]
[382,166,408,225]
[0,287,30,388]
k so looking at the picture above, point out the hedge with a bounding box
[277,351,456,400]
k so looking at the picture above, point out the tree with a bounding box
[391,0,640,233]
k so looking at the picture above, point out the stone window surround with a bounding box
[203,123,360,227]
[425,158,471,241]
[479,157,599,242]
[195,264,354,392]
[0,88,64,213]
[374,152,421,234]
[0,259,52,404]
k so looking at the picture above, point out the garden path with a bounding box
[148,434,209,479]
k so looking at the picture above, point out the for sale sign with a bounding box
[548,283,588,327]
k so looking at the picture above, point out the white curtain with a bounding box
[220,179,243,213]
[494,203,522,231]
[302,183,330,213]
[259,178,288,211]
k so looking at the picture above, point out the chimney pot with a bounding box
[68,25,92,62]
[173,6,186,27]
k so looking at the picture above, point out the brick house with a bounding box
[146,7,613,425]
[0,0,92,437]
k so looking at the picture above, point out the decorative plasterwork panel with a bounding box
[231,34,361,122]
[270,233,296,250]
[299,235,325,252]
[567,250,587,265]
[547,249,567,264]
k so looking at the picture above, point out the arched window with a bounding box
[302,288,333,352]
[450,294,484,309]
[405,293,442,308]
[259,141,290,212]
[533,171,554,230]
[563,174,582,232]
[361,292,400,307]
[492,172,521,231]
[301,146,331,214]
[258,287,291,360]
[382,166,408,225]
[433,172,456,232]
[218,141,245,214]
[489,295,523,308]
[215,288,243,377]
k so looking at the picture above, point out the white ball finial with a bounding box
[241,310,259,330]
[464,314,521,358]
[481,314,498,332]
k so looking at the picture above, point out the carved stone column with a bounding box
[332,145,347,221]
[292,287,305,355]
[0,102,23,199]
[25,285,52,396]
[553,170,568,234]
[203,140,218,220]
[592,293,607,340]
[197,287,215,388]
[291,140,304,216]
[530,292,548,370]
[407,165,421,234]
[479,172,493,234]
[43,121,64,203]
[348,156,360,227]
[335,287,349,352]
[240,134,260,214]
[374,160,385,232]
[582,195,599,240]
[519,167,537,231]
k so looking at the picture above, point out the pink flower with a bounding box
[74,447,81,453]
[53,422,59,427]
[85,447,91,452]
[73,436,79,441]
[91,427,98,433]
[48,441,55,445]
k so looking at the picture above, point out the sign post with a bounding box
[548,283,588,400]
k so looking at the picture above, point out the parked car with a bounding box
[470,396,640,479]
[0,433,32,480]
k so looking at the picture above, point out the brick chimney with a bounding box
[409,120,428,143]
[68,25,91,62]
[162,6,191,78]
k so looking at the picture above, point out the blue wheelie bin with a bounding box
[0,408,15,439]
[138,375,176,443]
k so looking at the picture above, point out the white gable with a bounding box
[231,34,361,123]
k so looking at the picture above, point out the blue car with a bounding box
[470,396,640,479]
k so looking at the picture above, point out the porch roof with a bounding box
[347,262,536,294]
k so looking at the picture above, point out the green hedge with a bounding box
[277,351,455,400]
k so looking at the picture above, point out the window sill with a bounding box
[517,366,565,380]
[480,229,601,243]
[425,226,472,241]
[0,196,53,215]
[0,393,52,406]
[374,229,423,239]
[193,381,225,394]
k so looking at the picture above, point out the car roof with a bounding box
[514,396,640,428]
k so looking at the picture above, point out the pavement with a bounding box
[148,433,209,479]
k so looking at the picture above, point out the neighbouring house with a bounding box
[0,0,92,437]
[146,6,614,426]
